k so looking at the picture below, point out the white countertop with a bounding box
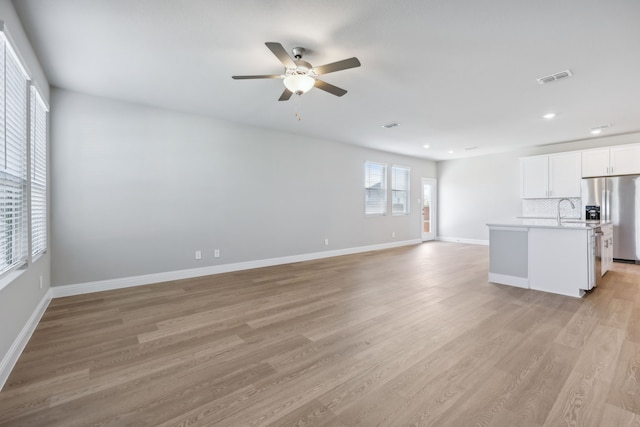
[487,218,610,230]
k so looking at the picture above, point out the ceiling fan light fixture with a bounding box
[283,74,315,95]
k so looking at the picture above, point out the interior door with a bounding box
[421,178,436,241]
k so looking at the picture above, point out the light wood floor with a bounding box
[1,241,640,426]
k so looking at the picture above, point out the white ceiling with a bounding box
[12,0,640,161]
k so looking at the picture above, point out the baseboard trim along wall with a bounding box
[487,273,529,289]
[52,239,423,298]
[437,236,489,246]
[0,290,52,391]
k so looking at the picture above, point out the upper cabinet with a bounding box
[582,144,640,177]
[549,152,583,197]
[581,148,609,177]
[521,152,581,199]
[611,145,640,176]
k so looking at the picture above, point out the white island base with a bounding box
[487,220,598,298]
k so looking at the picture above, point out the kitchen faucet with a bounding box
[557,198,576,224]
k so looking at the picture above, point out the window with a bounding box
[0,31,29,275]
[30,87,47,258]
[392,166,410,215]
[365,161,387,215]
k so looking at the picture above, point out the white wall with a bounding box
[438,151,522,242]
[437,132,640,242]
[0,0,50,386]
[51,89,437,287]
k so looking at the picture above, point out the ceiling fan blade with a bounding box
[314,80,348,97]
[232,75,281,80]
[265,42,296,68]
[313,57,361,75]
[278,88,293,101]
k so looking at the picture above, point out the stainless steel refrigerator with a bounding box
[582,175,640,263]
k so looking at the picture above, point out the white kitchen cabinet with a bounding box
[611,145,640,176]
[581,148,610,177]
[549,152,582,198]
[521,152,581,199]
[582,144,640,177]
[528,227,589,298]
[601,223,613,275]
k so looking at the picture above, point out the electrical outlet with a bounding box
[214,249,220,258]
[39,275,43,289]
[195,250,202,260]
[392,232,395,238]
[324,238,329,246]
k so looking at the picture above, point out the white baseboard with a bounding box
[51,239,422,298]
[0,289,52,391]
[437,236,489,246]
[488,273,529,289]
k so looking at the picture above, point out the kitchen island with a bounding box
[487,219,612,298]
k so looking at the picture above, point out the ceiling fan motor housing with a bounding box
[291,47,305,59]
[290,60,314,76]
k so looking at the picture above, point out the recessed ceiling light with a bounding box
[423,144,430,149]
[590,124,612,135]
[542,113,556,119]
[448,150,454,154]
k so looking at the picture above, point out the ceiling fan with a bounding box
[232,42,361,101]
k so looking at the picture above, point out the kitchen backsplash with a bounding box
[522,198,581,219]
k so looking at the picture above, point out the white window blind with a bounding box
[392,166,410,215]
[365,161,387,215]
[0,32,29,275]
[30,86,47,258]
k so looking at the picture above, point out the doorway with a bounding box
[421,178,436,241]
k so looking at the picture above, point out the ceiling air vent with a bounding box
[537,69,573,84]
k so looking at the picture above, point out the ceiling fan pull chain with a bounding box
[295,94,302,121]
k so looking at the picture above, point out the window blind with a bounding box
[30,86,47,258]
[392,166,410,215]
[365,161,387,215]
[0,31,29,275]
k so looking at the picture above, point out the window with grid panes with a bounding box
[0,29,29,275]
[30,86,47,258]
[391,166,410,215]
[365,161,387,215]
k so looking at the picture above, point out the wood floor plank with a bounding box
[627,306,640,344]
[501,342,578,425]
[600,403,640,427]
[607,340,640,415]
[543,325,625,427]
[1,242,640,426]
